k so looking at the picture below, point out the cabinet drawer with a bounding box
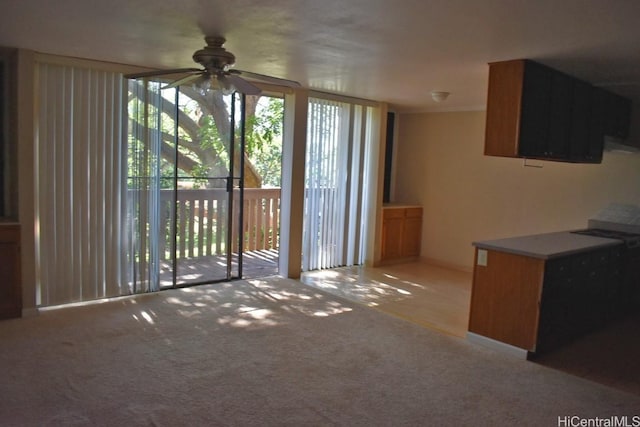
[0,225,20,242]
[382,208,404,219]
[405,207,423,218]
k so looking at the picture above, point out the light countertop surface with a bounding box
[473,231,623,259]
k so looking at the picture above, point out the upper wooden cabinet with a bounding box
[484,59,632,164]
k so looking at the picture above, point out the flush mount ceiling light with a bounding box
[431,91,450,102]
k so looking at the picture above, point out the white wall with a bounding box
[394,110,640,271]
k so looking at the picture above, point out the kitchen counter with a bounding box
[473,231,623,260]
[469,229,630,357]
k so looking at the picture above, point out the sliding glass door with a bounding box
[127,80,245,291]
[170,91,245,287]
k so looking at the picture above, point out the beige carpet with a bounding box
[1,276,639,426]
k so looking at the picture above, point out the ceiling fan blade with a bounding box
[231,69,301,88]
[124,68,202,79]
[224,74,262,95]
[162,73,203,89]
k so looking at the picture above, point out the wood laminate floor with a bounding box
[301,261,473,337]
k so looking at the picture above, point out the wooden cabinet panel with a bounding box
[484,60,524,158]
[402,217,422,257]
[381,206,422,263]
[0,224,21,320]
[381,215,404,260]
[469,249,545,350]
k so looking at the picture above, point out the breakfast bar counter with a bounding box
[472,231,622,259]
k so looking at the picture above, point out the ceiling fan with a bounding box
[125,36,301,95]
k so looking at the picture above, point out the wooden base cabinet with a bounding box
[468,250,545,351]
[469,244,624,354]
[0,223,21,319]
[381,206,422,263]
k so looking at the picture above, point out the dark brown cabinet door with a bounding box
[586,88,606,163]
[603,90,632,140]
[569,79,592,162]
[519,61,552,158]
[547,71,573,159]
[0,225,21,320]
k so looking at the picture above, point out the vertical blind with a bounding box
[125,79,174,294]
[34,60,381,303]
[302,97,379,271]
[35,62,127,306]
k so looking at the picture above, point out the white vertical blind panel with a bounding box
[303,98,347,271]
[346,105,364,266]
[360,106,380,264]
[335,104,351,267]
[36,62,126,306]
[125,79,170,294]
[302,97,380,272]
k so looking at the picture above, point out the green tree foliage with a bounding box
[128,80,284,188]
[244,96,284,187]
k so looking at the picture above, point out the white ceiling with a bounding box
[2,0,640,112]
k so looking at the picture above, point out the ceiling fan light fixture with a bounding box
[126,36,300,95]
[192,73,212,95]
[215,74,236,96]
[431,91,450,102]
[192,73,236,95]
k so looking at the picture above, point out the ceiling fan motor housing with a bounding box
[193,36,236,72]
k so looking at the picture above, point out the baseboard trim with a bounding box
[466,332,529,359]
[375,256,420,267]
[21,307,39,318]
[421,257,472,273]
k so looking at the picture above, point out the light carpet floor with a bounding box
[1,276,639,426]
